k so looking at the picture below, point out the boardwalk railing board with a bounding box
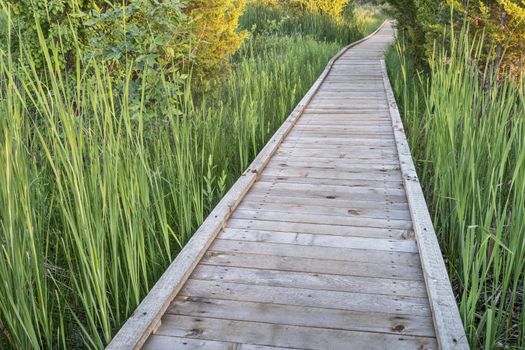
[106,21,388,350]
[381,59,469,349]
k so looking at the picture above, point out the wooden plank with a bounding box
[180,280,431,316]
[253,180,406,197]
[270,154,400,166]
[258,173,404,188]
[276,144,398,154]
[293,128,394,135]
[167,297,436,337]
[249,183,407,203]
[381,59,469,349]
[226,218,414,240]
[143,335,237,350]
[218,228,417,252]
[262,167,402,182]
[284,135,396,146]
[285,133,396,145]
[238,199,411,220]
[296,120,393,126]
[201,251,424,281]
[232,209,412,230]
[155,315,437,350]
[243,190,409,211]
[191,264,426,297]
[210,239,420,266]
[144,335,287,350]
[276,145,399,154]
[273,150,398,161]
[291,127,394,135]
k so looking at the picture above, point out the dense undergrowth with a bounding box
[0,2,381,349]
[387,26,525,349]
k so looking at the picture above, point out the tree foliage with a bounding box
[0,0,251,84]
[387,0,442,66]
[252,0,352,22]
[186,0,248,81]
[388,0,525,76]
[451,0,525,76]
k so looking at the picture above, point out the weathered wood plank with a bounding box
[167,297,436,337]
[262,167,403,182]
[253,180,406,197]
[226,218,414,240]
[190,264,427,297]
[143,335,237,350]
[243,190,408,210]
[258,174,405,189]
[210,239,420,266]
[201,251,423,281]
[155,315,438,350]
[253,178,406,194]
[238,199,411,220]
[180,280,431,316]
[249,183,408,204]
[232,209,413,230]
[218,228,417,252]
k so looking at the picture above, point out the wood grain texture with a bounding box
[154,315,437,350]
[167,297,436,337]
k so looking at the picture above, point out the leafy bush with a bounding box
[0,0,97,68]
[451,0,525,77]
[0,0,251,92]
[388,0,525,76]
[387,0,442,66]
[83,0,193,119]
[249,0,353,22]
[187,0,248,83]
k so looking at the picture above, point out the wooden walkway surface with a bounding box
[109,22,469,350]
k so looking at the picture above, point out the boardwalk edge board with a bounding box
[380,59,469,349]
[106,21,388,350]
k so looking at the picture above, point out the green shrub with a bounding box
[186,0,248,83]
[387,0,445,67]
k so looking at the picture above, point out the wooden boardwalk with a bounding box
[108,22,468,350]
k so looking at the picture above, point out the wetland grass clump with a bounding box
[387,27,525,349]
[0,4,366,348]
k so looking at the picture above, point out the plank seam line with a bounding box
[106,20,389,350]
[380,59,469,350]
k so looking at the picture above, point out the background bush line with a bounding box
[388,0,525,78]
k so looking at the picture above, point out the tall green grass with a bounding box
[387,27,525,349]
[239,4,361,43]
[239,3,386,43]
[0,10,348,350]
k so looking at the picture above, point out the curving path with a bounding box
[108,22,469,350]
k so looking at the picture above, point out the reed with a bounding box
[386,26,525,349]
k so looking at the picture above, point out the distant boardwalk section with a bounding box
[108,21,469,350]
